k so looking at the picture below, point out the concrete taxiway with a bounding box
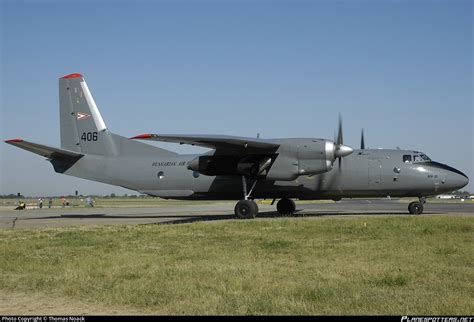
[0,199,472,229]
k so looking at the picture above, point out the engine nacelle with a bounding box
[187,138,352,180]
[295,139,333,175]
[265,155,299,181]
[298,159,332,175]
[265,139,337,180]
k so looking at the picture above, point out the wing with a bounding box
[131,134,280,153]
[131,134,280,176]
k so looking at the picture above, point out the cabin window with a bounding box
[193,171,200,178]
[403,155,412,163]
[157,171,164,179]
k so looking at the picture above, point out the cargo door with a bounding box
[368,159,382,188]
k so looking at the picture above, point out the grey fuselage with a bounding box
[63,143,469,200]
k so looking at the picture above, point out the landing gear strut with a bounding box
[276,198,296,216]
[234,176,259,219]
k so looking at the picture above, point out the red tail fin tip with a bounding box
[60,73,83,79]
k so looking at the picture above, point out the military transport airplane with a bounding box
[5,73,469,218]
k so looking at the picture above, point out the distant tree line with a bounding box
[0,194,25,199]
[450,190,472,197]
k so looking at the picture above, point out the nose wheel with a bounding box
[408,201,424,215]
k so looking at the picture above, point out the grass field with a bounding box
[0,215,472,315]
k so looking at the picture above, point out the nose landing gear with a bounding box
[408,197,425,215]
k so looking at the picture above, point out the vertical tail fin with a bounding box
[59,73,113,155]
[59,73,176,157]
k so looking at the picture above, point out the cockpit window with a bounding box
[413,153,431,163]
[404,153,431,163]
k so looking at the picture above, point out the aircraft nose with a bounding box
[445,169,469,190]
[428,161,469,191]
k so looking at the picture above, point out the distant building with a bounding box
[436,194,455,199]
[436,194,473,200]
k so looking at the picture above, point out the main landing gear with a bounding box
[234,199,259,219]
[276,198,296,216]
[233,176,297,219]
[408,197,425,215]
[234,176,259,219]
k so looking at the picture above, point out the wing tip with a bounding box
[5,138,24,143]
[130,134,153,140]
[60,73,83,79]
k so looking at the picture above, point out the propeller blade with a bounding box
[337,114,343,145]
[333,114,353,172]
[361,128,365,150]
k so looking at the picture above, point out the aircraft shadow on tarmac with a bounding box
[18,210,421,226]
[155,210,416,225]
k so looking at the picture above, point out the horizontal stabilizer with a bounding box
[5,139,83,159]
[5,139,84,173]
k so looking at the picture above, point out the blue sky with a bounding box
[1,0,472,196]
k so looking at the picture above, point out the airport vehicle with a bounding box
[5,73,469,218]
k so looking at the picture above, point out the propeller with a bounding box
[360,128,365,150]
[333,114,353,171]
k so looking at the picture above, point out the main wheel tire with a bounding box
[408,201,424,215]
[276,198,296,215]
[235,200,258,219]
